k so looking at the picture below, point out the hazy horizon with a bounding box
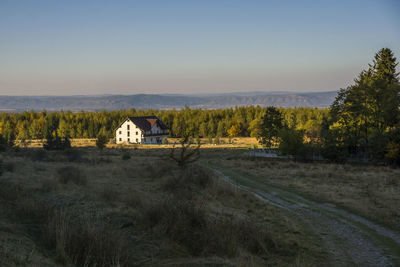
[1,0,399,96]
[0,89,339,97]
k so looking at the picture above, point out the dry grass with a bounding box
[0,147,324,266]
[208,150,400,231]
[20,137,259,149]
[57,166,88,186]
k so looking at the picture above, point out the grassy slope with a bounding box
[203,150,400,232]
[0,148,326,266]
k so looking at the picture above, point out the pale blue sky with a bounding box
[0,0,399,95]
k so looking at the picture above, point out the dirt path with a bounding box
[205,165,400,267]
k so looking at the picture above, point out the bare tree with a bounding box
[170,137,200,169]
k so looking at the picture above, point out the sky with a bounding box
[0,0,399,96]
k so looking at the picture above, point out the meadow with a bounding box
[1,144,399,266]
[0,147,326,266]
[206,150,400,231]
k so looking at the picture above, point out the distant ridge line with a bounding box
[0,91,338,111]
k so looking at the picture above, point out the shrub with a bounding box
[96,135,108,150]
[122,152,131,160]
[278,128,306,157]
[57,166,87,186]
[386,142,400,165]
[44,134,71,151]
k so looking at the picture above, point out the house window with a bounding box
[119,131,122,134]
[119,138,122,141]
[136,131,138,135]
[127,138,130,142]
[127,125,130,130]
[143,138,146,142]
[136,138,138,142]
[127,131,130,137]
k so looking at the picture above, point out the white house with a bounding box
[115,116,169,144]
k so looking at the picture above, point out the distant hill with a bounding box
[0,91,337,111]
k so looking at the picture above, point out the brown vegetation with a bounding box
[208,150,400,231]
[0,148,323,266]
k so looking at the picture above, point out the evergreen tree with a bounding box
[260,107,284,148]
[328,48,400,160]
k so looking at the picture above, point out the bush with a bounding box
[57,166,87,186]
[44,134,71,151]
[278,128,306,157]
[96,135,108,150]
[122,152,131,160]
[386,142,400,165]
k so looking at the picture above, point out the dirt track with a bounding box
[206,165,400,267]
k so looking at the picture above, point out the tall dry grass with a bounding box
[211,152,400,230]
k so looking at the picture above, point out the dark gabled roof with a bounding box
[128,116,169,131]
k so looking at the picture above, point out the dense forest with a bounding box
[0,48,399,164]
[0,106,328,142]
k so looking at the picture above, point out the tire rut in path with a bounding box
[210,168,399,267]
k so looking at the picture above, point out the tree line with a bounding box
[0,48,399,164]
[0,106,328,144]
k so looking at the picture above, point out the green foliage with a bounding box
[0,106,329,142]
[278,128,306,157]
[326,48,400,163]
[260,107,284,148]
[95,134,108,150]
[227,125,240,137]
[321,129,348,163]
[44,133,71,150]
[386,142,400,165]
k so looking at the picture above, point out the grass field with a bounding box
[0,147,326,266]
[18,137,260,149]
[1,146,399,266]
[205,150,400,231]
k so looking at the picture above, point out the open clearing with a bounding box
[0,147,399,266]
[0,148,325,266]
[202,150,400,266]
